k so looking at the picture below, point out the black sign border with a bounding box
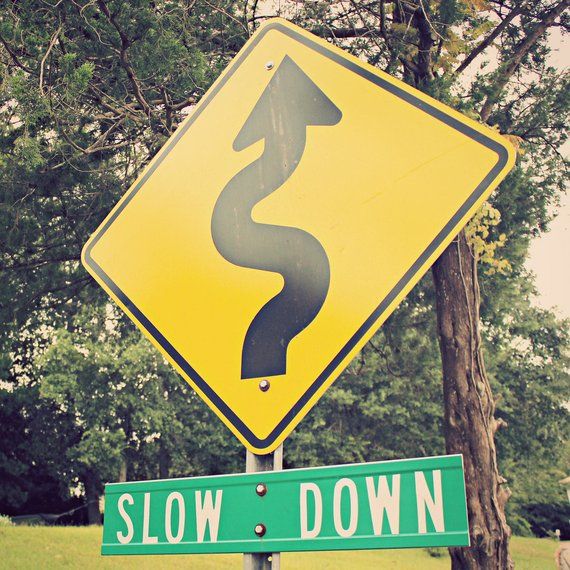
[84,21,510,450]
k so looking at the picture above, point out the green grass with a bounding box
[0,526,558,569]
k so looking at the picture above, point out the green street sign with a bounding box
[102,454,468,555]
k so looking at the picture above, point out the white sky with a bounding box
[525,29,569,319]
[527,184,569,319]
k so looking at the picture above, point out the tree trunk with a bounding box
[432,230,512,569]
[159,440,170,479]
[84,471,102,525]
[118,457,128,482]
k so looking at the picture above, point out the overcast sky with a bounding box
[525,29,569,319]
[527,179,569,319]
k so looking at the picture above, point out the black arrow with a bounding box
[211,55,342,379]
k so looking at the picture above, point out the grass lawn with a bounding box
[0,526,558,569]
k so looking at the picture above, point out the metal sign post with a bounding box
[244,445,283,570]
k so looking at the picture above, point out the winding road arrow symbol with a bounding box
[211,55,342,379]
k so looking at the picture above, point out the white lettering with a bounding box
[299,483,322,539]
[142,492,159,544]
[333,478,358,537]
[366,474,400,535]
[165,492,185,544]
[195,490,223,542]
[415,470,445,533]
[116,493,134,544]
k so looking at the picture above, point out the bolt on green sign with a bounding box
[101,454,469,555]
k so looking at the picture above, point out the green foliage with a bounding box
[34,303,243,490]
[12,136,45,169]
[287,281,445,467]
[0,515,14,526]
[516,502,570,538]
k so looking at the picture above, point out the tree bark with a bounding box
[159,441,170,479]
[84,471,102,525]
[432,230,512,569]
[118,457,127,482]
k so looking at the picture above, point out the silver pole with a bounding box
[243,444,283,570]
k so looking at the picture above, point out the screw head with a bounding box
[259,379,270,392]
[254,523,266,537]
[265,60,274,70]
[256,483,267,496]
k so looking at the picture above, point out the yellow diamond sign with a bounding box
[82,19,515,453]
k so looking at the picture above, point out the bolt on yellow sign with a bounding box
[82,19,515,453]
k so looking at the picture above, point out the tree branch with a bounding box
[454,3,524,76]
[39,26,62,95]
[0,34,33,73]
[316,26,373,39]
[414,1,436,84]
[480,0,569,122]
[96,0,152,117]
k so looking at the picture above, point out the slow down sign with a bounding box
[102,454,468,555]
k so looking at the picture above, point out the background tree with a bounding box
[35,303,243,523]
